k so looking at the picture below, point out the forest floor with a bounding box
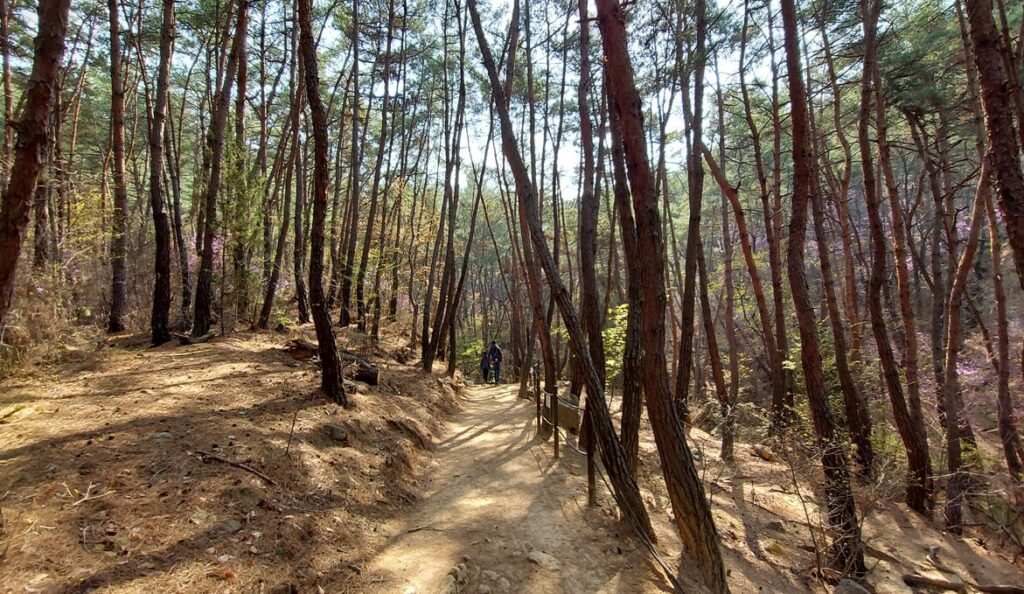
[1,329,1023,593]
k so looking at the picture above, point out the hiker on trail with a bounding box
[479,351,490,384]
[488,341,502,384]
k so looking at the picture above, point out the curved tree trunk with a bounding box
[859,0,933,516]
[595,1,728,590]
[784,0,866,575]
[297,0,345,405]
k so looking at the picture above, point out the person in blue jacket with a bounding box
[487,341,502,384]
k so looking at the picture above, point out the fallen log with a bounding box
[906,544,1024,594]
[901,572,964,592]
[283,339,379,385]
[173,331,214,345]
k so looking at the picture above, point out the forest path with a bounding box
[360,383,655,594]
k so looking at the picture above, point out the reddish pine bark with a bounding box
[0,0,71,332]
[965,0,1024,291]
[595,1,728,591]
[783,0,866,575]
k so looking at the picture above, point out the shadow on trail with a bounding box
[356,383,658,594]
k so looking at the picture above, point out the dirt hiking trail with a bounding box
[361,383,658,594]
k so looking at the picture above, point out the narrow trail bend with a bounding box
[361,383,656,594]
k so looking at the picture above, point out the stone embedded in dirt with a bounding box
[495,577,511,592]
[481,570,499,582]
[767,520,786,533]
[834,579,871,594]
[448,562,469,584]
[222,520,243,533]
[154,431,174,441]
[527,550,561,571]
[478,585,491,594]
[324,423,349,444]
[750,444,775,461]
[439,574,458,594]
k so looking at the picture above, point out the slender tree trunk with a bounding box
[292,41,310,324]
[107,0,129,333]
[860,0,933,516]
[610,107,643,474]
[673,0,706,419]
[783,0,866,575]
[985,190,1024,480]
[595,1,728,590]
[803,35,875,477]
[737,0,787,427]
[193,0,249,337]
[0,0,11,181]
[941,160,990,533]
[766,5,792,430]
[713,56,739,465]
[258,130,294,329]
[819,13,862,360]
[577,0,604,389]
[32,174,50,271]
[297,0,345,404]
[875,67,928,459]
[338,0,361,327]
[167,113,192,330]
[356,0,395,331]
[696,237,732,461]
[148,0,176,345]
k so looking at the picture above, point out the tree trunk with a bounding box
[338,0,361,327]
[355,0,395,332]
[107,0,129,333]
[673,0,706,420]
[965,0,1024,292]
[577,0,605,389]
[941,160,990,533]
[257,126,294,329]
[193,0,249,337]
[297,0,345,405]
[859,0,933,516]
[783,0,866,575]
[606,80,643,476]
[737,0,787,429]
[292,45,310,325]
[595,1,728,590]
[148,0,176,345]
[0,0,70,331]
